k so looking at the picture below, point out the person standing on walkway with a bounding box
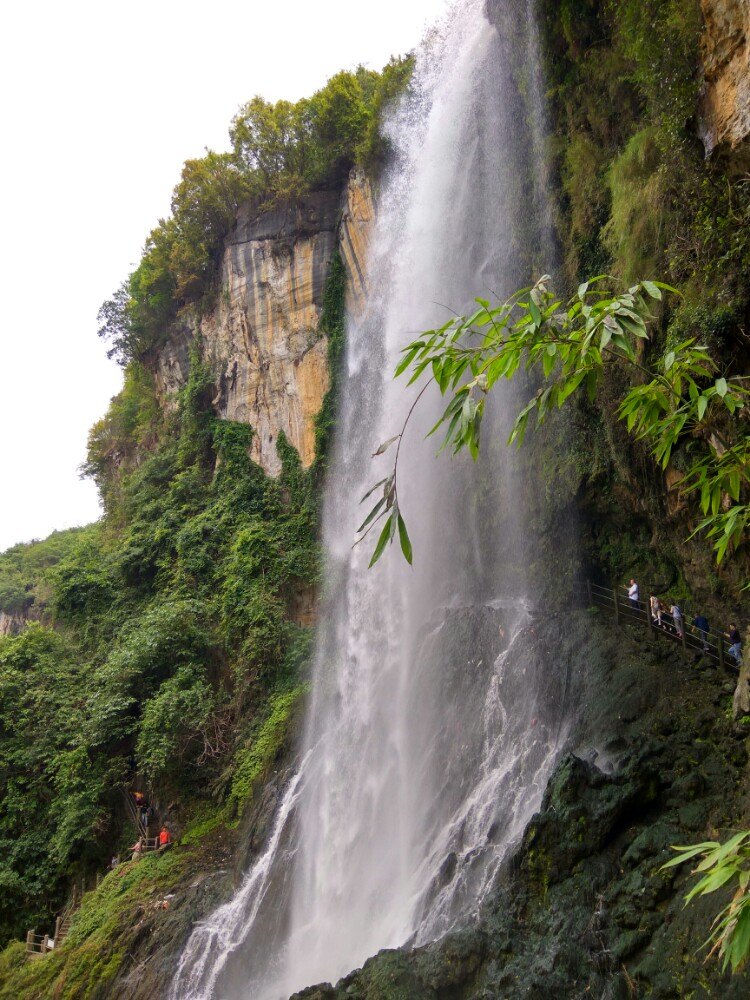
[627,579,640,610]
[650,595,663,626]
[693,613,710,652]
[728,624,743,667]
[670,602,684,638]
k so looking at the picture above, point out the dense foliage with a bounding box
[0,529,82,619]
[0,344,323,944]
[98,57,413,368]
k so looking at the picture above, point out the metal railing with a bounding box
[577,580,739,672]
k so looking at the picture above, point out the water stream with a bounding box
[172,2,568,996]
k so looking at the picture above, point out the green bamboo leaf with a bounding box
[652,281,681,295]
[727,905,750,971]
[729,469,741,501]
[397,514,413,565]
[685,866,738,904]
[716,377,728,398]
[369,515,393,567]
[360,478,389,504]
[660,842,721,871]
[711,483,722,516]
[395,345,420,377]
[694,832,750,871]
[357,497,386,534]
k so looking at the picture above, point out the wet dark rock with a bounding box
[316,611,750,999]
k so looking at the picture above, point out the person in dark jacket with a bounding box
[727,624,743,666]
[693,613,710,652]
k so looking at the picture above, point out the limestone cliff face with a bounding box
[339,169,374,320]
[700,0,750,165]
[152,173,375,477]
[0,605,42,637]
[0,611,24,637]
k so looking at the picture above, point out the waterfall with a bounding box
[172,2,569,997]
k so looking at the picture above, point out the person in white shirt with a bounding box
[670,603,683,638]
[627,579,640,609]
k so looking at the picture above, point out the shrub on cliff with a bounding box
[98,57,413,368]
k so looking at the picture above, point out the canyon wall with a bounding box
[151,172,374,477]
[700,0,750,164]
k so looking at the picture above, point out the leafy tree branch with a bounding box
[359,275,749,570]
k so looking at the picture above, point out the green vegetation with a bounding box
[313,248,348,471]
[98,57,413,369]
[227,683,307,820]
[0,335,322,945]
[0,849,188,1000]
[0,528,86,620]
[662,834,750,973]
[540,0,750,330]
[363,277,748,573]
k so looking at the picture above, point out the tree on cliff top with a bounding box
[99,58,413,368]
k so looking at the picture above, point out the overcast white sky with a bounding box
[0,0,447,553]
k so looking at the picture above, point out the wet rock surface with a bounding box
[299,609,750,999]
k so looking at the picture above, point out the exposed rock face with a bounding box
[339,169,374,320]
[700,0,750,165]
[152,174,375,478]
[0,605,41,636]
[0,611,25,637]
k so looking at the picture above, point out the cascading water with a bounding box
[172,2,570,997]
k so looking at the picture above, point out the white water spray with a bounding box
[173,2,567,997]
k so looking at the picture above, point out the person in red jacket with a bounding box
[159,826,172,849]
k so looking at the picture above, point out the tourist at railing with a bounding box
[728,624,744,667]
[650,595,664,627]
[693,613,711,652]
[584,580,744,671]
[670,602,684,639]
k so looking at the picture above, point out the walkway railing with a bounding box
[576,580,739,672]
[25,931,50,957]
[122,787,149,839]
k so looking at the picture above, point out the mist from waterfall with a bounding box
[171,2,568,997]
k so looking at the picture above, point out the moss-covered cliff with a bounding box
[527,0,750,610]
